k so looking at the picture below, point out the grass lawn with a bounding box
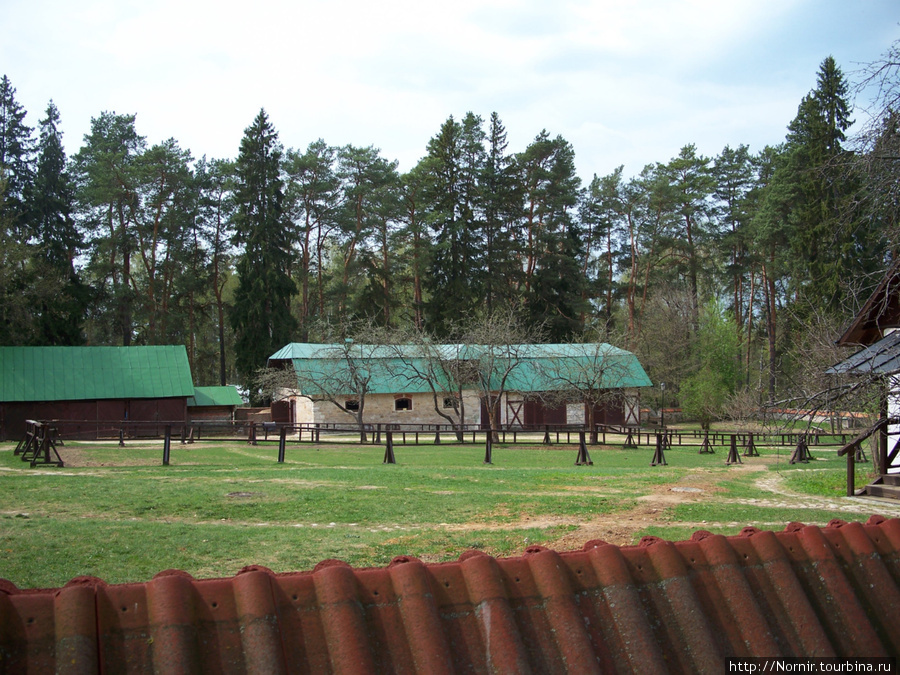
[0,435,893,589]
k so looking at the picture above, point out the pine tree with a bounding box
[73,111,145,346]
[335,144,401,322]
[283,140,340,335]
[660,144,716,331]
[29,101,88,344]
[481,112,523,313]
[518,131,586,340]
[195,157,237,385]
[397,164,431,330]
[230,109,297,397]
[784,56,862,313]
[422,114,486,335]
[580,166,626,329]
[713,144,755,384]
[0,75,34,238]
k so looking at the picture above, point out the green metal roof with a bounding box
[187,386,244,408]
[0,346,195,403]
[268,342,651,396]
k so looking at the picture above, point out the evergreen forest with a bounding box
[3,46,900,419]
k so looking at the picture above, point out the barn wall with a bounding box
[0,398,188,441]
[188,406,237,422]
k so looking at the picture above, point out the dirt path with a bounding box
[548,466,900,549]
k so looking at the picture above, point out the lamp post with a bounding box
[660,382,666,428]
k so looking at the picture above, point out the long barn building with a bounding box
[267,342,651,429]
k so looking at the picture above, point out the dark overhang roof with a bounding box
[838,258,900,346]
[1,517,898,670]
[827,330,900,375]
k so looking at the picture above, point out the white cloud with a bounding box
[2,0,898,179]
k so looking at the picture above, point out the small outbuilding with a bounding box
[187,386,244,422]
[0,345,195,441]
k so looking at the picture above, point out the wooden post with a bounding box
[743,432,759,457]
[726,435,742,465]
[847,443,856,496]
[880,388,889,476]
[278,426,287,463]
[383,430,396,464]
[651,433,667,466]
[575,430,593,466]
[163,425,172,466]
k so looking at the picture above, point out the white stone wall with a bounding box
[287,391,483,428]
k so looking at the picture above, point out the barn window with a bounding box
[443,396,458,409]
[394,396,413,411]
[345,400,360,412]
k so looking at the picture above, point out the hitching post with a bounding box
[278,426,287,463]
[162,425,172,466]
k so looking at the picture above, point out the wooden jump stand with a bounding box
[575,430,593,466]
[651,432,667,466]
[743,432,759,457]
[789,434,813,464]
[16,420,64,467]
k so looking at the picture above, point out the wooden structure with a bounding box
[14,420,64,467]
[828,260,900,497]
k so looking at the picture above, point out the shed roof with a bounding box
[0,346,195,402]
[837,258,900,346]
[268,342,652,396]
[827,330,900,376]
[1,517,897,671]
[187,386,244,408]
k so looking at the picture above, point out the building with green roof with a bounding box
[187,386,245,421]
[0,346,195,440]
[267,342,651,429]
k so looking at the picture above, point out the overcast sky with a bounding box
[3,0,898,180]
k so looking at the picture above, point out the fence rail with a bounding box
[31,418,856,448]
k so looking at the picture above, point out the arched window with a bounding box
[394,396,412,412]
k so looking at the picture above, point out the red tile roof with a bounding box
[2,516,898,672]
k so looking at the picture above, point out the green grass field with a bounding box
[0,436,890,589]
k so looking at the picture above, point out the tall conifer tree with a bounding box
[784,56,863,313]
[422,114,485,335]
[230,109,297,396]
[518,131,585,340]
[0,75,33,238]
[73,112,145,346]
[29,101,88,344]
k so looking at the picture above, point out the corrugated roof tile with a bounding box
[1,518,899,672]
